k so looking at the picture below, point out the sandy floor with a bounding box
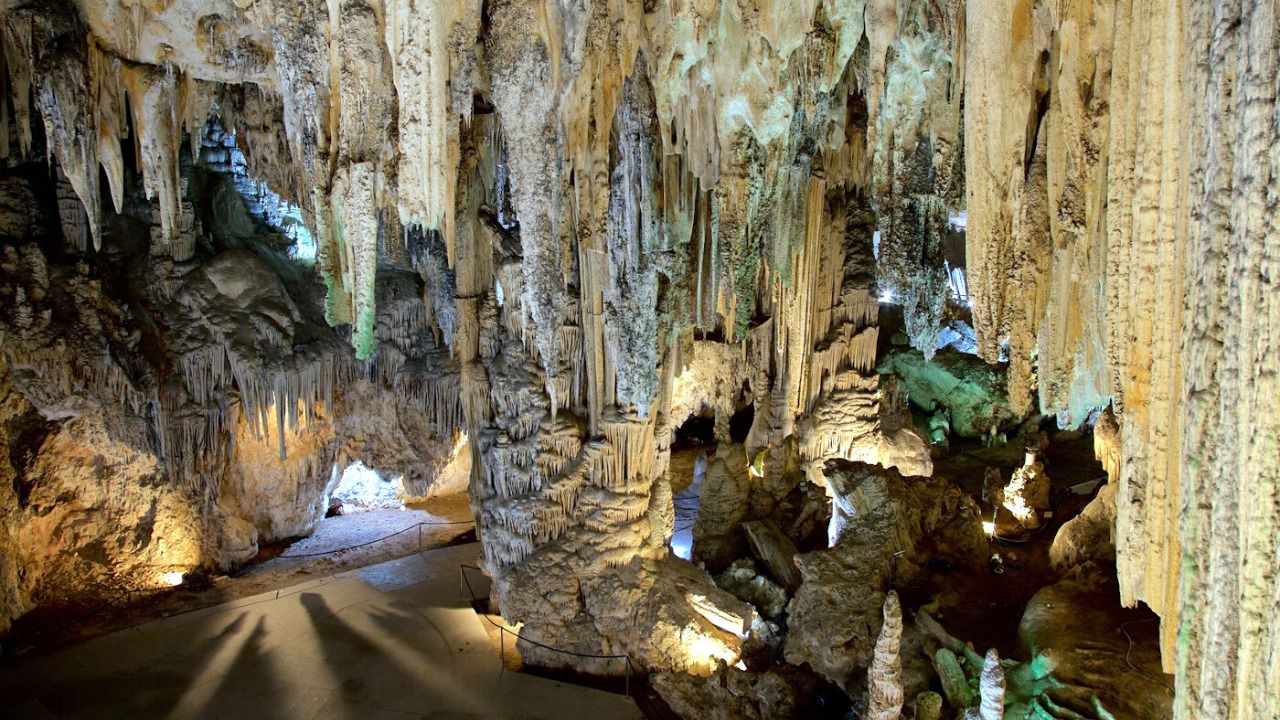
[6,493,475,656]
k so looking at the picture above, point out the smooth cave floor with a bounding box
[2,542,642,720]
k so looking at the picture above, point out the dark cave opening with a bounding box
[728,398,754,445]
[672,412,716,449]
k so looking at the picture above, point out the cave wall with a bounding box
[0,125,462,633]
[964,1,1279,716]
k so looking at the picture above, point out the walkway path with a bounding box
[3,543,642,720]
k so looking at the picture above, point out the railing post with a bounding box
[499,626,505,674]
[624,658,630,696]
[417,524,422,553]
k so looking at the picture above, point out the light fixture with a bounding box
[159,571,185,587]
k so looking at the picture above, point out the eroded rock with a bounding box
[785,461,987,692]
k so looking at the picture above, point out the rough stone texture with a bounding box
[741,519,802,593]
[691,445,752,570]
[995,455,1051,537]
[878,348,1017,439]
[920,604,1146,720]
[0,145,464,632]
[866,590,904,720]
[654,664,816,720]
[0,0,946,678]
[714,559,788,621]
[0,363,219,628]
[785,461,986,692]
[914,691,943,720]
[963,3,1280,718]
[1050,481,1117,574]
[1,3,1276,718]
[1018,580,1173,720]
[581,556,756,675]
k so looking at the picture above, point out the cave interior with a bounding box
[0,1,1276,719]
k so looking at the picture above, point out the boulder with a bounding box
[784,461,987,692]
[1050,481,1116,573]
[578,555,756,675]
[742,519,802,591]
[654,664,817,720]
[1018,580,1173,720]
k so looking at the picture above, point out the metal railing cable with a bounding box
[279,519,474,558]
[457,564,635,696]
[5,519,476,653]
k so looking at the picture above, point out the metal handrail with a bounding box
[12,519,477,650]
[279,519,474,558]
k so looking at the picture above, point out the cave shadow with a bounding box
[299,591,479,718]
[11,611,250,719]
[189,615,288,719]
[364,597,453,660]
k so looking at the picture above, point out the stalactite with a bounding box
[34,30,104,249]
[384,0,459,255]
[486,0,567,405]
[11,6,1274,715]
[88,39,126,216]
[602,62,661,416]
[0,12,35,158]
[331,163,381,359]
[122,64,184,254]
[869,0,964,356]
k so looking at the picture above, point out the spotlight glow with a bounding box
[160,571,185,587]
[683,634,737,670]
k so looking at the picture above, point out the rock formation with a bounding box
[0,1,1274,718]
[965,3,1280,715]
[1019,579,1173,720]
[866,590,905,720]
[921,610,1123,720]
[785,461,987,692]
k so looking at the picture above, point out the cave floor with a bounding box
[1,542,642,720]
[6,495,476,654]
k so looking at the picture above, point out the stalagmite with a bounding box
[976,649,1004,720]
[866,590,904,720]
